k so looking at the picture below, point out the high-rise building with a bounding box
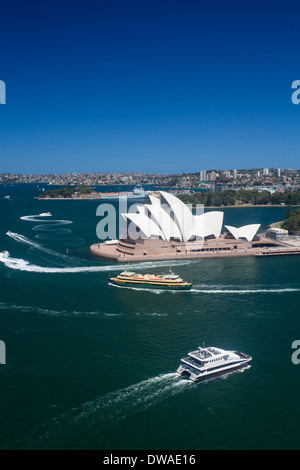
[208,171,217,182]
[200,170,207,182]
[263,168,269,177]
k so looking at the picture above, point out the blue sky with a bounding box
[0,0,300,174]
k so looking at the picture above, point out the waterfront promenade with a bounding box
[90,235,300,263]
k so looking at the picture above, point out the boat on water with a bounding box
[177,345,252,382]
[109,268,192,290]
[100,186,148,200]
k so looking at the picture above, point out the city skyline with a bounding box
[1,166,299,192]
[0,1,300,174]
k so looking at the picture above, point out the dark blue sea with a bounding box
[0,184,300,450]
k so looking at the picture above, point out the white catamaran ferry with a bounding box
[177,345,252,382]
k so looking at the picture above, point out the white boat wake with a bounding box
[0,301,124,318]
[12,366,252,448]
[18,373,192,448]
[21,213,73,231]
[190,287,300,295]
[0,251,119,273]
[6,232,70,258]
[108,282,190,294]
[20,213,54,222]
[108,281,300,295]
[73,373,189,422]
[5,231,85,264]
[0,251,194,274]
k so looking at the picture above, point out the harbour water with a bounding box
[0,184,300,450]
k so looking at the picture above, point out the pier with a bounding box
[256,248,300,257]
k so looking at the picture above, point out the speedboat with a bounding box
[109,268,192,290]
[177,345,252,382]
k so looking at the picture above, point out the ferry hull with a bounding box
[191,363,250,382]
[109,279,192,290]
[177,360,251,382]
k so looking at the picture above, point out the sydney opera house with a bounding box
[90,191,294,262]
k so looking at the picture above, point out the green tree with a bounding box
[286,205,292,219]
[282,208,300,234]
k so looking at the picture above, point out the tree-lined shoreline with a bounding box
[282,207,300,234]
[178,189,300,207]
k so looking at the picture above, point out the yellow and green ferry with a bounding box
[109,269,192,290]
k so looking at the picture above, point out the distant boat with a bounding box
[100,186,148,200]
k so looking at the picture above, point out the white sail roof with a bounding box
[123,213,164,239]
[148,195,160,205]
[193,211,224,239]
[224,225,240,240]
[159,191,194,242]
[136,204,147,215]
[225,224,261,242]
[145,204,182,241]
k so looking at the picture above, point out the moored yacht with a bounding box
[177,345,252,382]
